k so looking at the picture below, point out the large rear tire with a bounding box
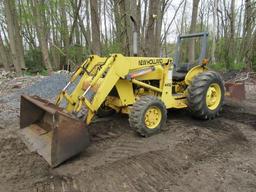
[187,71,224,120]
[129,96,167,137]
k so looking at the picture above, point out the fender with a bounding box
[185,65,208,85]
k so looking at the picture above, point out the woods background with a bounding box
[0,0,255,75]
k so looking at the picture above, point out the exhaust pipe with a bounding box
[130,16,138,56]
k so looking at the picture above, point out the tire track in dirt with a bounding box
[33,176,80,192]
[72,119,250,192]
[222,105,256,128]
[27,118,191,191]
[103,137,145,164]
[85,118,189,167]
[2,105,256,192]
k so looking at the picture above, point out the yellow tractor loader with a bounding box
[20,32,224,167]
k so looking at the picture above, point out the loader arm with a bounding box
[57,54,171,124]
[55,54,123,124]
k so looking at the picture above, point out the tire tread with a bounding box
[187,71,224,120]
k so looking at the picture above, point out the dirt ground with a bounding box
[0,77,256,192]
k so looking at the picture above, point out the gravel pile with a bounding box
[0,76,45,96]
[0,73,72,127]
[23,73,71,100]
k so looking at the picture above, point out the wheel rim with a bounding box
[206,83,221,110]
[144,106,162,129]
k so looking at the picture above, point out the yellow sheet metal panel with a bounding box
[136,66,163,80]
[65,56,107,112]
[160,65,187,109]
[109,54,131,78]
[185,65,208,85]
[115,80,135,105]
[86,55,107,75]
[127,56,170,70]
[86,69,121,123]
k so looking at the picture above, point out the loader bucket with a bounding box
[19,95,90,167]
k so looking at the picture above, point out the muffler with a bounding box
[19,95,90,167]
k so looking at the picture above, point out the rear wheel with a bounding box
[129,96,167,137]
[187,71,224,120]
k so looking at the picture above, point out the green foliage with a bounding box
[68,45,89,64]
[209,62,244,72]
[209,63,227,71]
[24,49,52,76]
[162,43,175,57]
[23,69,48,76]
[231,62,245,71]
[101,42,122,56]
[40,69,49,76]
[252,55,256,71]
[24,49,45,73]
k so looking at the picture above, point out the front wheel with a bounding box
[187,71,224,120]
[129,96,167,137]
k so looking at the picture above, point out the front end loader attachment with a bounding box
[19,95,90,167]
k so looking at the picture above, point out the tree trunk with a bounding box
[243,0,254,71]
[50,2,60,70]
[19,0,37,50]
[155,0,166,56]
[69,0,82,45]
[113,0,122,50]
[90,0,101,55]
[180,0,187,34]
[59,0,70,69]
[129,0,142,56]
[141,0,148,55]
[85,0,92,51]
[145,0,161,56]
[136,0,142,55]
[211,0,218,64]
[78,16,91,52]
[31,0,53,73]
[124,0,132,55]
[0,35,10,71]
[103,0,108,45]
[4,0,22,74]
[13,1,26,70]
[113,0,132,55]
[188,0,200,63]
[228,0,236,66]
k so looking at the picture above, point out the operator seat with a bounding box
[172,63,195,81]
